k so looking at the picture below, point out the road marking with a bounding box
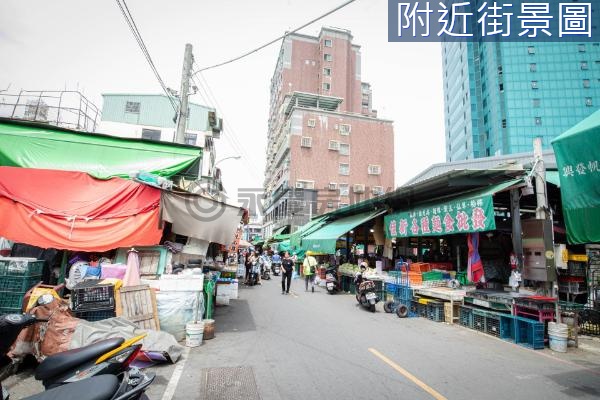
[369,348,448,400]
[161,346,190,400]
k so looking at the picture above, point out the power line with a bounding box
[192,0,357,75]
[115,0,178,111]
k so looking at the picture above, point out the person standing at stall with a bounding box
[281,251,294,294]
[303,251,318,292]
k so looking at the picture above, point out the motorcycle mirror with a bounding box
[37,294,55,306]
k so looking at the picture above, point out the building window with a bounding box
[324,53,333,62]
[328,182,337,191]
[328,140,340,151]
[339,124,351,135]
[535,117,542,125]
[301,137,312,148]
[586,97,593,107]
[531,81,539,89]
[322,82,331,91]
[533,98,541,108]
[339,163,350,176]
[296,180,314,190]
[125,101,140,113]
[530,63,537,72]
[583,79,591,88]
[581,61,589,70]
[339,143,350,156]
[502,119,507,128]
[141,128,161,141]
[324,39,333,47]
[497,65,503,75]
[368,164,381,175]
[353,184,365,193]
[327,201,334,209]
[339,184,349,196]
[323,67,332,76]
[307,118,316,127]
[579,44,586,53]
[184,133,197,145]
[372,186,384,196]
[339,202,349,208]
[527,46,535,55]
[499,83,504,92]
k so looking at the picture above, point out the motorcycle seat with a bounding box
[35,337,124,381]
[23,374,119,400]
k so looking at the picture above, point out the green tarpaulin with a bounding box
[277,240,291,252]
[0,120,202,179]
[289,216,328,249]
[302,210,386,254]
[385,179,522,238]
[552,110,600,244]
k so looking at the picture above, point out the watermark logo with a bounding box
[388,0,597,42]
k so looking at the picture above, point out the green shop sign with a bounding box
[385,194,496,238]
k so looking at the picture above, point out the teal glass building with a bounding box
[443,39,600,161]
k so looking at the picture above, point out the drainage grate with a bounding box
[203,366,261,400]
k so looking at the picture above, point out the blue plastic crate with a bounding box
[515,317,545,350]
[385,282,399,294]
[427,301,445,322]
[500,314,516,342]
[472,309,487,332]
[397,286,413,301]
[459,305,474,328]
[485,312,501,337]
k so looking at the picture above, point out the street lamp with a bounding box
[214,155,241,168]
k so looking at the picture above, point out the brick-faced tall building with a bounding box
[263,27,395,238]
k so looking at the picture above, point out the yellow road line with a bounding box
[369,348,448,400]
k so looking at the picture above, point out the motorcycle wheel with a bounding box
[360,295,368,306]
[383,301,394,313]
[396,304,409,318]
[369,304,376,313]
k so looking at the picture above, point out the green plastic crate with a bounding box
[0,306,22,315]
[0,259,44,277]
[0,275,41,292]
[422,271,443,281]
[0,291,26,310]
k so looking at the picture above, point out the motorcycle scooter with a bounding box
[0,307,154,399]
[355,279,380,312]
[325,266,340,294]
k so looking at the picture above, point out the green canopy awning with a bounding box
[251,239,264,246]
[289,216,328,249]
[277,239,291,252]
[385,179,522,238]
[301,210,386,254]
[552,110,600,244]
[0,119,202,179]
[273,233,291,241]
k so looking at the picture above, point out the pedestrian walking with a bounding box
[303,251,318,292]
[281,251,294,294]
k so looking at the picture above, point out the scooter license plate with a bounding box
[326,282,334,288]
[366,293,376,300]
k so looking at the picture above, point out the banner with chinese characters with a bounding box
[384,194,495,238]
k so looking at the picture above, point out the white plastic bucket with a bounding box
[548,322,568,353]
[185,322,204,347]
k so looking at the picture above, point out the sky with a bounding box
[0,0,445,211]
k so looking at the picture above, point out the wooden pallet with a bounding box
[115,284,160,331]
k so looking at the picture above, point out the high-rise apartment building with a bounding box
[443,39,600,161]
[262,27,395,238]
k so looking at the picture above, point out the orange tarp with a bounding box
[0,167,162,251]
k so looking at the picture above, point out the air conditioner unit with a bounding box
[353,184,365,193]
[296,182,304,189]
[372,186,384,195]
[328,182,337,191]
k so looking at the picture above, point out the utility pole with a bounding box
[174,43,193,144]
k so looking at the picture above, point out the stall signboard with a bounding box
[385,194,495,238]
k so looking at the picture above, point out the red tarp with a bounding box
[0,167,162,251]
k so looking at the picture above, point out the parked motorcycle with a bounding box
[248,261,260,286]
[0,310,154,400]
[261,261,271,281]
[355,280,379,312]
[325,266,340,294]
[271,262,281,276]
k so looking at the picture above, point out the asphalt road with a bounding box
[6,276,600,399]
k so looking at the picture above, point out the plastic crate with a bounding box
[514,296,556,310]
[580,308,600,336]
[500,314,516,342]
[75,309,116,322]
[385,282,399,294]
[422,271,444,281]
[0,275,42,292]
[558,301,585,311]
[0,306,22,315]
[485,312,501,337]
[71,281,115,312]
[405,262,431,273]
[459,305,474,328]
[0,291,25,310]
[515,317,545,349]
[473,309,487,332]
[0,259,44,277]
[427,301,445,322]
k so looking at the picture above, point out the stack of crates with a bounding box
[71,281,116,321]
[0,258,44,314]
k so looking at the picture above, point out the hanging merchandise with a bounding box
[467,233,485,284]
[66,261,89,290]
[123,248,141,286]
